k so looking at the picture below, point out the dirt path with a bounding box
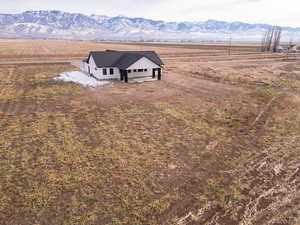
[0,60,73,65]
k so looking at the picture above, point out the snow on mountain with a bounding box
[0,10,299,41]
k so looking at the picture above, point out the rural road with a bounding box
[165,57,299,65]
[161,53,281,60]
[0,60,74,65]
[0,53,296,65]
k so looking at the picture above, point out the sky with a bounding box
[0,0,299,27]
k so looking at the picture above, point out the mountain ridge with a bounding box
[0,10,299,41]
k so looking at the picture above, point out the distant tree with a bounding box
[272,27,282,52]
[261,26,282,52]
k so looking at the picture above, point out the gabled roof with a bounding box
[87,50,164,69]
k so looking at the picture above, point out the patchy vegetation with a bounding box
[169,60,300,88]
[0,61,299,225]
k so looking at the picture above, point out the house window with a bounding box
[144,69,148,72]
[133,69,137,72]
[110,68,114,75]
[138,69,143,72]
[103,68,107,75]
[128,70,132,73]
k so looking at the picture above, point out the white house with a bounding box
[83,50,164,83]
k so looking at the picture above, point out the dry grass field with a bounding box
[0,39,262,62]
[122,42,260,51]
[0,40,299,225]
[0,59,299,225]
[0,40,205,61]
[168,60,300,88]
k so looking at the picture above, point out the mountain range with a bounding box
[0,10,299,41]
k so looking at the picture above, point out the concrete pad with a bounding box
[128,77,158,83]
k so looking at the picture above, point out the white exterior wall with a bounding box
[127,57,161,78]
[88,56,120,80]
[86,55,161,80]
[83,62,89,73]
[93,67,120,80]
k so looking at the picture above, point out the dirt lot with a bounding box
[0,57,299,225]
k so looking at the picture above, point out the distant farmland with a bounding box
[0,39,262,62]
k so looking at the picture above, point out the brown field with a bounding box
[121,41,260,51]
[0,40,299,225]
[0,39,264,62]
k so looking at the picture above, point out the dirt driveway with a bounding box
[84,69,254,111]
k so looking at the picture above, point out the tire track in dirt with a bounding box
[0,68,16,116]
[0,66,40,116]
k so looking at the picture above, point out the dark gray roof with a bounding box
[87,50,164,69]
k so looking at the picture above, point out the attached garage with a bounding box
[83,50,164,82]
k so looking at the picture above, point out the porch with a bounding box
[120,68,162,83]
